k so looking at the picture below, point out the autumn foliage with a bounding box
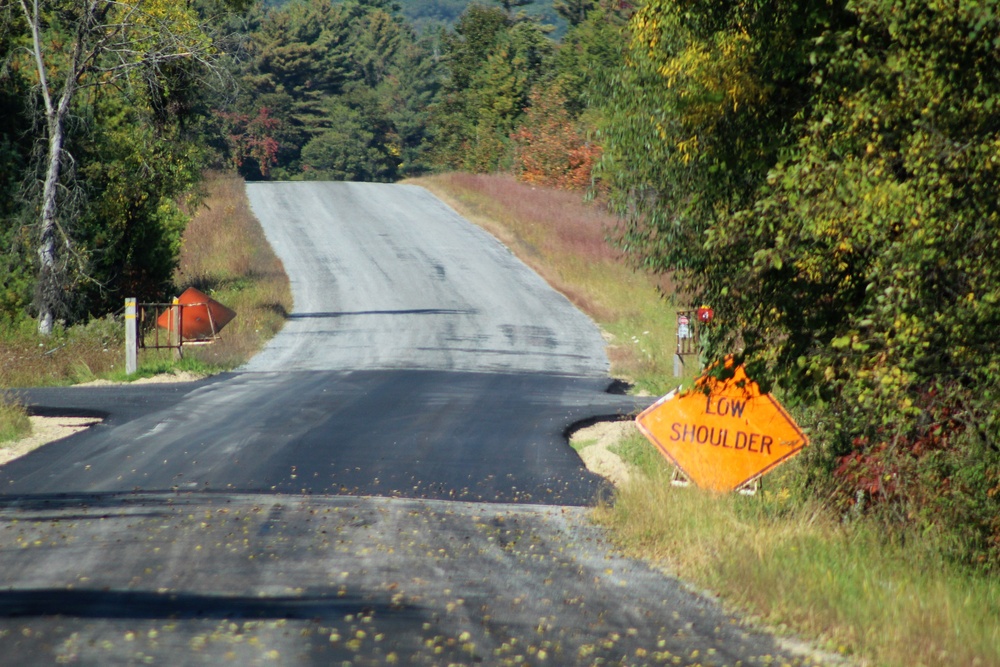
[510,89,601,190]
[217,107,282,179]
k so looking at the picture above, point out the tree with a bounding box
[236,0,354,176]
[552,0,596,27]
[0,10,34,322]
[510,87,599,189]
[353,6,405,87]
[430,3,552,171]
[230,0,439,180]
[383,33,443,175]
[598,0,844,281]
[601,0,1000,566]
[552,0,626,117]
[494,0,533,20]
[218,107,283,179]
[8,0,225,334]
[300,102,387,181]
[73,90,208,315]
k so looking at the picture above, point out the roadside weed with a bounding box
[0,398,30,444]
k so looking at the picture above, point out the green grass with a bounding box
[99,355,221,383]
[570,437,598,452]
[0,398,30,444]
[609,429,671,478]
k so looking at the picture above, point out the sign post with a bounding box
[675,312,693,378]
[674,309,707,377]
[636,364,808,493]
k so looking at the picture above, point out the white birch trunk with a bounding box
[20,0,83,334]
[37,94,71,335]
[16,0,218,333]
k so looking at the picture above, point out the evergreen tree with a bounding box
[429,2,552,171]
[230,0,440,181]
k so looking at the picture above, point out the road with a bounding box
[0,182,820,665]
[241,182,607,376]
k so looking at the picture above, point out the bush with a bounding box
[510,88,601,190]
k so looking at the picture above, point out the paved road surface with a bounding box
[0,182,821,666]
[242,182,607,375]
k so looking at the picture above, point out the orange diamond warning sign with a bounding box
[636,365,808,492]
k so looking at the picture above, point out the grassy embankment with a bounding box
[412,172,1000,667]
[170,171,292,370]
[0,171,291,442]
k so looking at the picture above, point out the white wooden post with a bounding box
[172,297,183,360]
[125,298,137,375]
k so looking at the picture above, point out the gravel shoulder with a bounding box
[570,420,636,487]
[0,415,103,467]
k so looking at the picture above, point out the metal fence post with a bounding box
[125,298,137,375]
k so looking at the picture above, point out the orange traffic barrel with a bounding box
[156,287,237,340]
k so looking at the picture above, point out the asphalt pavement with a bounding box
[241,182,608,376]
[0,182,823,666]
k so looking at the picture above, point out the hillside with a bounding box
[265,0,568,37]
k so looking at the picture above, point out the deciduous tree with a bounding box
[510,87,599,189]
[8,0,225,333]
[600,0,1000,565]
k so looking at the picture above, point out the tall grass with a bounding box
[595,435,1000,667]
[412,173,692,394]
[0,315,124,388]
[172,171,291,369]
[0,398,30,444]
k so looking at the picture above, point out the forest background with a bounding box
[1,0,999,581]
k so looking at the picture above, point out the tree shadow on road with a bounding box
[0,588,418,622]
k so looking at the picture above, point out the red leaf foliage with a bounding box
[217,107,282,178]
[510,88,601,190]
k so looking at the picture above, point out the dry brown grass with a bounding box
[172,171,292,369]
[419,173,620,319]
[442,173,621,263]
